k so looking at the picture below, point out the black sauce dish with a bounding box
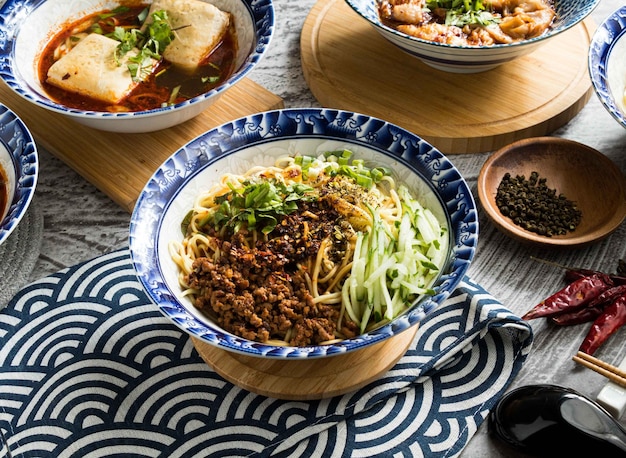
[489,384,626,457]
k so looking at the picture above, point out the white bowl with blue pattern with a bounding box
[0,0,274,133]
[129,108,479,359]
[345,0,600,73]
[0,104,38,247]
[589,5,626,129]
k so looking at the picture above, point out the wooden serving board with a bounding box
[193,324,419,400]
[301,0,596,154]
[0,77,284,212]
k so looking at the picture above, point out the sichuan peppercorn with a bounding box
[495,171,582,237]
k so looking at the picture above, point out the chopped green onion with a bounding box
[181,210,194,235]
[201,75,220,84]
[166,85,181,105]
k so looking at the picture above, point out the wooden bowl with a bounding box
[477,137,626,248]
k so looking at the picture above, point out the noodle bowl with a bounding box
[129,108,478,359]
[168,152,449,346]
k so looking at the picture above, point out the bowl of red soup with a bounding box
[345,0,600,73]
[0,0,274,133]
[129,108,478,361]
[0,104,38,247]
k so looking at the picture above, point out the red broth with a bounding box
[0,163,8,220]
[38,5,237,112]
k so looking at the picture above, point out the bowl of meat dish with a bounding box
[129,108,479,359]
[344,0,600,73]
[588,5,626,130]
[0,104,38,247]
[0,0,274,133]
[477,137,626,248]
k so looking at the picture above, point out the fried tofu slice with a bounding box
[46,33,158,105]
[146,0,231,73]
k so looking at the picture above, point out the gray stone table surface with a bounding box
[13,0,626,456]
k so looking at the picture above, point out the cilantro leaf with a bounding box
[205,179,315,235]
[106,9,175,81]
[426,0,501,27]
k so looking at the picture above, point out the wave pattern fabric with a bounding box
[0,249,533,457]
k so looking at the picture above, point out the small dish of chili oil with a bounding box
[477,137,626,248]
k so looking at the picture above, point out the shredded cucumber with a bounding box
[341,185,448,334]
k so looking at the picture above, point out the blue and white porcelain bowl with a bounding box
[589,5,626,129]
[129,108,478,359]
[0,104,38,247]
[0,0,274,133]
[345,0,600,73]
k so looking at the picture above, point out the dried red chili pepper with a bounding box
[550,304,605,326]
[552,285,626,326]
[564,268,626,285]
[579,294,626,355]
[522,273,614,321]
[587,284,626,308]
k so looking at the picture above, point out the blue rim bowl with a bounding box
[129,108,479,359]
[0,0,274,133]
[0,104,38,246]
[345,0,600,73]
[589,5,626,129]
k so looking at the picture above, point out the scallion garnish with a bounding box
[426,0,501,27]
[166,85,181,106]
[207,179,315,235]
[294,151,390,190]
[106,9,175,81]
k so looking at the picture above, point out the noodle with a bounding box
[169,151,448,346]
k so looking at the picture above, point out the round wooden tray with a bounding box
[192,324,419,400]
[300,0,596,154]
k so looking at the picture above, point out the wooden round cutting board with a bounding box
[300,0,596,154]
[192,324,418,400]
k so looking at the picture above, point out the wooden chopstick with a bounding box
[573,351,626,388]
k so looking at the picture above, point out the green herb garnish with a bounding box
[107,9,175,81]
[426,0,501,27]
[201,75,221,84]
[295,150,391,190]
[208,179,315,235]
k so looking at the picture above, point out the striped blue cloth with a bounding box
[0,248,533,457]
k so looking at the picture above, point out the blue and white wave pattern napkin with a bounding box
[0,249,533,457]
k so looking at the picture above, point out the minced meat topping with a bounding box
[185,198,359,346]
